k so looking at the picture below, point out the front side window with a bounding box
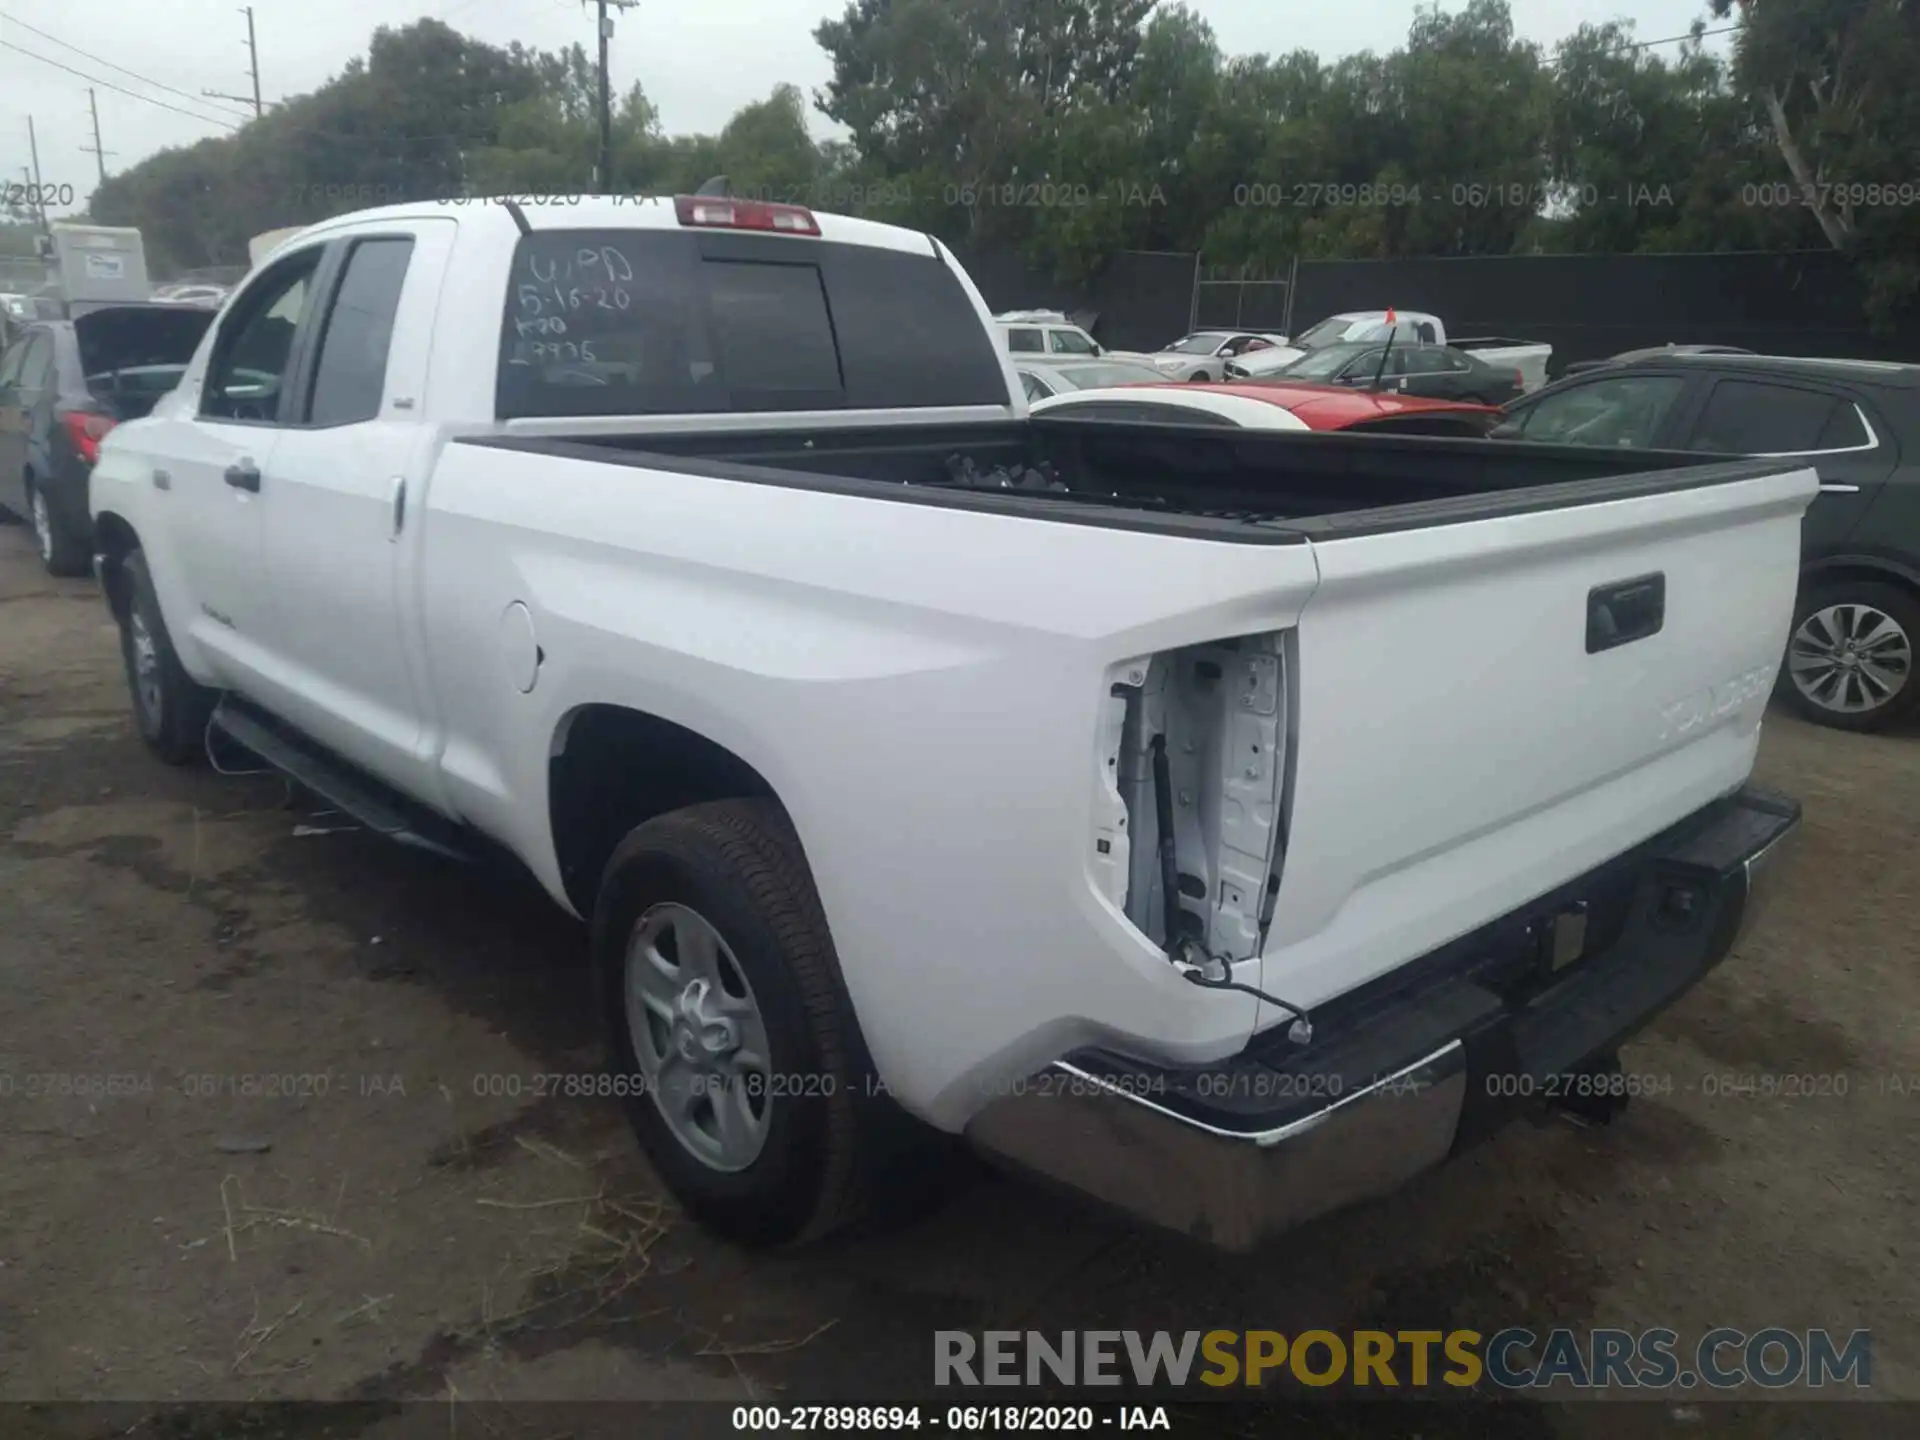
[1514,374,1687,449]
[203,250,321,422]
[1049,328,1098,355]
[306,237,415,427]
[13,333,53,391]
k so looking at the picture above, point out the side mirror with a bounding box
[1488,420,1524,440]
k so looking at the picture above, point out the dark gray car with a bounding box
[1253,340,1525,405]
[0,304,214,575]
[1495,353,1920,731]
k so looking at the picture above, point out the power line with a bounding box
[0,11,256,122]
[0,41,245,129]
[1619,22,1743,53]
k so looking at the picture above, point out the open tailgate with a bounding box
[1258,462,1817,1018]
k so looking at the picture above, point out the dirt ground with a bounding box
[1,521,1915,1436]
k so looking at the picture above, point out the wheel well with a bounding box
[548,704,778,916]
[93,512,141,624]
[1800,560,1920,606]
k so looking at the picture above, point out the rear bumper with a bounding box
[965,784,1801,1251]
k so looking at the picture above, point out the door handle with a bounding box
[1587,572,1666,654]
[1819,482,1861,493]
[389,475,407,540]
[224,459,261,492]
[151,468,171,491]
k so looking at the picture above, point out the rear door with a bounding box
[1262,461,1818,1014]
[1396,347,1469,400]
[1673,373,1894,559]
[251,222,451,798]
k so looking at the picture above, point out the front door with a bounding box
[155,244,326,690]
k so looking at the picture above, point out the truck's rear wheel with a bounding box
[117,549,215,764]
[593,798,870,1245]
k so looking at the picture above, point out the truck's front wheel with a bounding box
[593,799,870,1245]
[116,549,215,765]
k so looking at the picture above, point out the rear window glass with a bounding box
[497,230,1009,418]
[1690,379,1845,454]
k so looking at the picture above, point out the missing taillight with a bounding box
[62,412,117,466]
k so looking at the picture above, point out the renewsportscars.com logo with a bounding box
[934,1328,1872,1391]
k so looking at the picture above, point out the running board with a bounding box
[209,696,476,863]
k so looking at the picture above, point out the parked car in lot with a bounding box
[1230,339,1527,406]
[1271,310,1554,392]
[152,282,230,308]
[1014,357,1169,401]
[1139,330,1291,383]
[0,303,216,574]
[994,309,1108,359]
[89,196,1805,1252]
[1030,380,1502,436]
[1493,353,1920,731]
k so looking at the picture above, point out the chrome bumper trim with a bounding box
[1736,814,1801,947]
[965,1041,1467,1252]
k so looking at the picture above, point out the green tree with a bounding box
[1709,0,1920,323]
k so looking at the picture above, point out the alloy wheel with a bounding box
[1788,602,1913,716]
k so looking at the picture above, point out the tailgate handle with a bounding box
[1587,573,1665,654]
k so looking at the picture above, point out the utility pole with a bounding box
[246,7,263,118]
[588,1,639,194]
[203,7,265,118]
[27,116,49,231]
[81,90,114,185]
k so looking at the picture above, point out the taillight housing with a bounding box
[673,194,821,235]
[63,411,117,466]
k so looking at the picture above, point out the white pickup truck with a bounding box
[1237,310,1555,392]
[90,196,1807,1251]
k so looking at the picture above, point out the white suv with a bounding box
[994,310,1106,359]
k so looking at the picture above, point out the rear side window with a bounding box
[1689,379,1848,455]
[1006,328,1044,353]
[307,238,414,426]
[497,230,1008,418]
[1817,402,1871,449]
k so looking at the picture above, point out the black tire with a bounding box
[117,548,216,764]
[1778,579,1920,733]
[593,798,888,1245]
[28,478,90,577]
[1187,371,1211,383]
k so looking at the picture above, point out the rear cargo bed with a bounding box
[478,421,1790,536]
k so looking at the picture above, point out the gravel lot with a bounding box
[0,521,1915,1435]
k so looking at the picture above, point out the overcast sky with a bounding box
[2,0,1732,219]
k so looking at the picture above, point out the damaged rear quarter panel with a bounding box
[417,440,1323,1129]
